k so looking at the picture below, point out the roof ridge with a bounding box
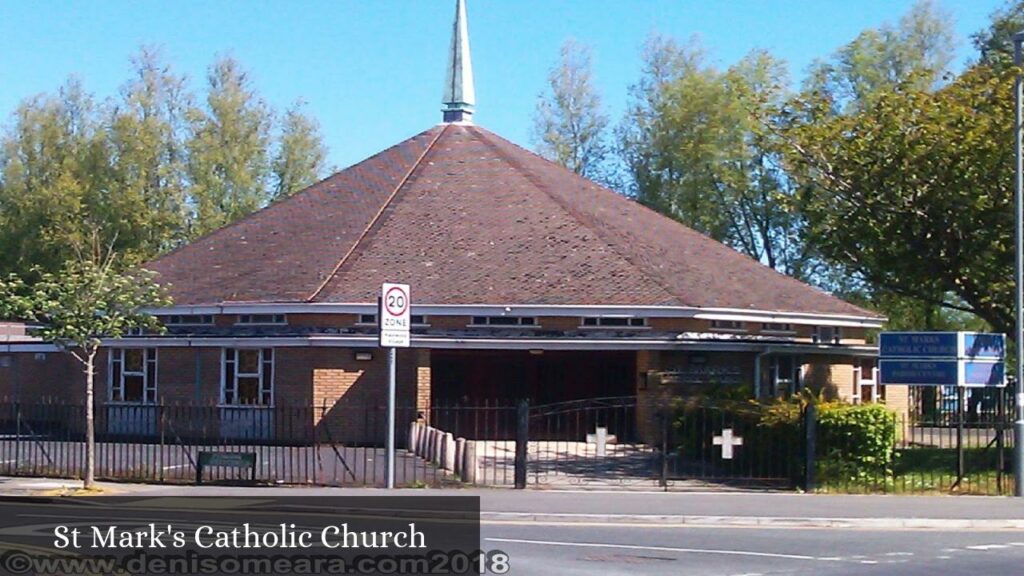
[148,126,446,274]
[306,124,450,301]
[469,126,682,306]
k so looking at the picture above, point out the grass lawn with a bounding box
[817,447,1012,495]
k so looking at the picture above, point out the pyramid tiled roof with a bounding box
[148,123,879,319]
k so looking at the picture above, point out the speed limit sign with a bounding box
[379,283,410,347]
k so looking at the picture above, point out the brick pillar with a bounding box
[416,348,431,422]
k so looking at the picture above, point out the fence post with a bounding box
[804,403,817,492]
[956,386,966,490]
[159,405,166,483]
[660,410,669,490]
[515,399,529,489]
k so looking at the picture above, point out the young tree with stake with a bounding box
[0,254,169,489]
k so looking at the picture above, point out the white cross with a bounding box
[712,428,743,459]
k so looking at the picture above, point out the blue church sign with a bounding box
[879,332,958,358]
[879,331,1006,387]
[879,332,1005,360]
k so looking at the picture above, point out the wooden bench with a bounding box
[195,451,257,484]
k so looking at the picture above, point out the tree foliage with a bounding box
[805,0,954,112]
[273,101,328,201]
[0,253,170,488]
[779,63,1013,334]
[972,0,1024,65]
[531,39,611,182]
[618,38,813,277]
[0,50,328,278]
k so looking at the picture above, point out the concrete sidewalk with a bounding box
[2,476,1022,530]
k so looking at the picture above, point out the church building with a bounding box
[0,0,893,443]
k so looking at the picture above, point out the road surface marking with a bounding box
[485,537,819,561]
[967,544,1008,550]
[884,552,914,556]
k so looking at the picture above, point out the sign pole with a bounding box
[1015,32,1024,497]
[386,346,396,489]
[378,282,411,490]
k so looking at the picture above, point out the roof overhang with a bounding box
[146,302,886,328]
[93,334,878,356]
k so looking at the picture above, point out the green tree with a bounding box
[618,38,812,277]
[532,39,611,182]
[779,63,1013,334]
[0,80,106,276]
[806,0,954,112]
[103,48,191,260]
[780,0,986,330]
[972,0,1024,65]
[272,100,327,200]
[0,253,170,489]
[186,56,273,237]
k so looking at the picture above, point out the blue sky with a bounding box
[0,0,1009,170]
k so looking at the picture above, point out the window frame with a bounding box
[236,314,287,326]
[813,326,842,344]
[220,348,275,407]
[580,317,648,329]
[107,348,158,405]
[164,314,215,326]
[760,322,796,335]
[468,316,539,328]
[769,355,802,398]
[710,319,747,332]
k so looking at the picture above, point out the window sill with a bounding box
[217,404,275,409]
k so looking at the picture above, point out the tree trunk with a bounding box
[84,353,96,489]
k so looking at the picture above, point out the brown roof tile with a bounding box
[148,123,879,319]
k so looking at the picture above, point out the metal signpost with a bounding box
[1014,31,1024,497]
[379,282,410,489]
[879,332,1006,488]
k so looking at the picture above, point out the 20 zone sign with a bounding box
[379,283,411,348]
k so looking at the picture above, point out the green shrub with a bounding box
[816,403,896,484]
[669,392,897,489]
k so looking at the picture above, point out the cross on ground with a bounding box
[713,428,743,459]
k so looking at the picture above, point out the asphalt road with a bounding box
[484,523,1024,576]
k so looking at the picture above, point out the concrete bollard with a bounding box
[443,432,456,472]
[418,424,428,457]
[427,428,438,461]
[462,440,479,484]
[409,422,420,456]
[433,429,444,465]
[455,437,466,476]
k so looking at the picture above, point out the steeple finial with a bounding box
[442,0,475,123]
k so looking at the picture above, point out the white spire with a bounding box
[442,0,475,123]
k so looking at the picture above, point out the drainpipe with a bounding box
[754,349,772,399]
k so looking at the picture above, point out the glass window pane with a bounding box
[124,349,144,372]
[123,375,144,402]
[237,377,260,404]
[238,350,260,374]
